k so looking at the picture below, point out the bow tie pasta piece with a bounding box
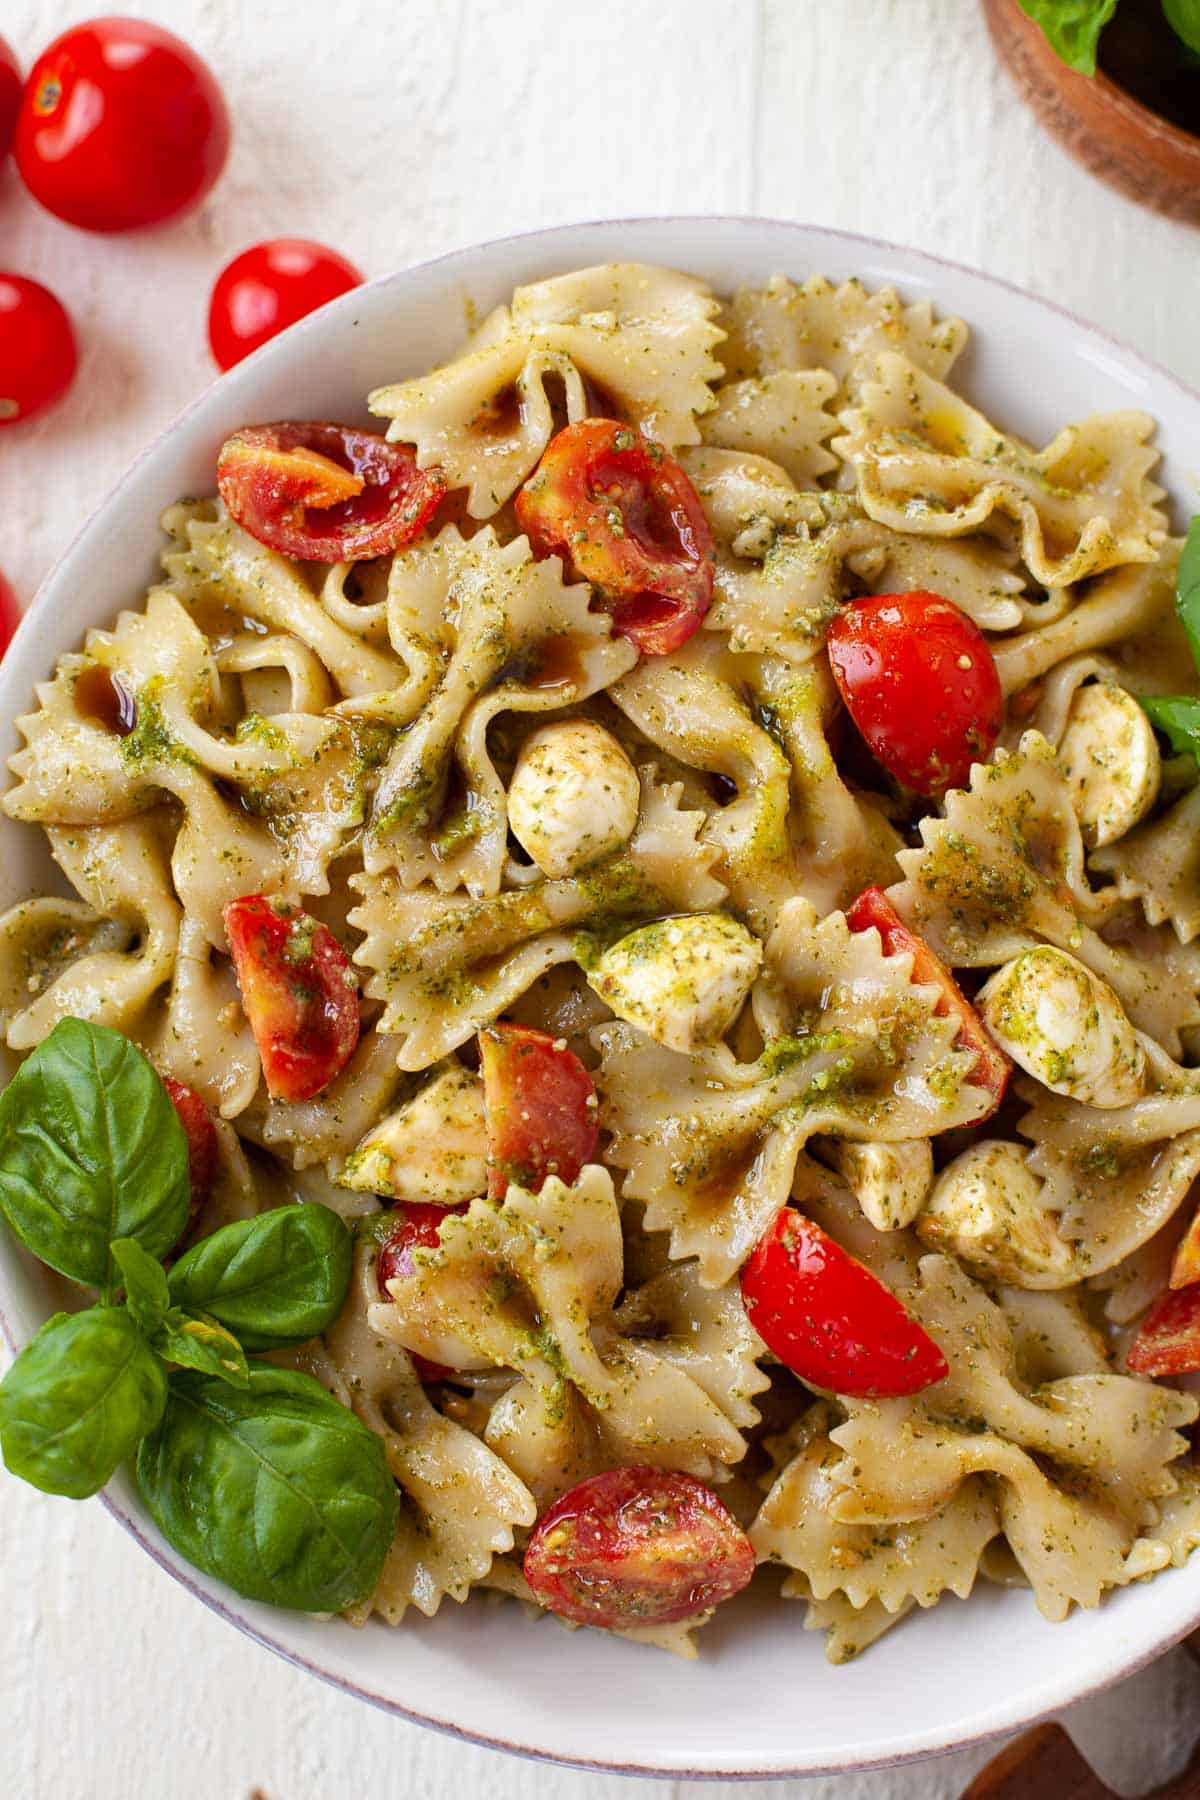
[612,1259,771,1432]
[1148,1465,1200,1573]
[718,274,967,396]
[1092,785,1200,946]
[791,1584,917,1666]
[699,371,839,488]
[0,898,133,1044]
[149,914,260,1120]
[359,524,638,887]
[245,1026,411,1172]
[350,768,723,1068]
[994,547,1179,700]
[217,631,335,717]
[833,353,1167,589]
[369,263,724,517]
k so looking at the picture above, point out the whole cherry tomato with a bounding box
[224,894,360,1103]
[208,240,363,371]
[0,275,78,427]
[376,1201,466,1382]
[0,36,20,162]
[15,18,230,233]
[515,419,714,655]
[1127,1284,1200,1377]
[523,1466,756,1628]
[826,590,1003,795]
[217,423,446,562]
[846,886,1009,1117]
[162,1078,219,1223]
[741,1209,949,1398]
[0,570,20,657]
[479,1021,599,1199]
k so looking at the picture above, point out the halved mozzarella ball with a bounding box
[1057,680,1159,848]
[978,946,1146,1109]
[507,721,640,878]
[588,913,763,1053]
[339,1064,486,1203]
[916,1140,1074,1287]
[834,1138,933,1232]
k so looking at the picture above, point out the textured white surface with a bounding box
[2,3,1199,1796]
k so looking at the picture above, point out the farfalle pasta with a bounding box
[2,260,1198,1665]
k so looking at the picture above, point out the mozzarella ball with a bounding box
[1057,680,1160,848]
[834,1138,933,1232]
[507,721,640,878]
[917,1140,1074,1287]
[979,946,1146,1109]
[339,1064,486,1204]
[589,912,763,1053]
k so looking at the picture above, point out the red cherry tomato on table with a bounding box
[515,419,714,655]
[1127,1284,1200,1378]
[523,1466,755,1628]
[0,276,78,428]
[15,18,229,232]
[826,590,1003,795]
[0,571,20,657]
[0,36,20,162]
[376,1201,466,1382]
[479,1021,599,1199]
[217,423,445,562]
[163,1077,219,1224]
[224,895,360,1103]
[741,1208,949,1398]
[208,240,363,371]
[845,885,1010,1117]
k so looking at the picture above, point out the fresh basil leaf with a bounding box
[1175,515,1200,668]
[0,1019,190,1290]
[155,1310,250,1388]
[0,1307,167,1498]
[1163,0,1200,54]
[166,1205,352,1351]
[137,1365,398,1611]
[111,1237,170,1336]
[1140,694,1200,759]
[1016,0,1118,72]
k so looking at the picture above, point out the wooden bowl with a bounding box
[983,0,1200,224]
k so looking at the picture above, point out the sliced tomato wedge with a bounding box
[514,419,714,655]
[216,422,446,562]
[1128,1285,1200,1377]
[1170,1203,1200,1290]
[741,1208,948,1398]
[376,1201,465,1382]
[523,1466,755,1628]
[846,885,1009,1117]
[163,1078,219,1224]
[479,1021,599,1199]
[224,894,359,1104]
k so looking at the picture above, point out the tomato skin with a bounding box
[217,422,445,562]
[0,570,19,658]
[0,275,79,428]
[15,19,230,233]
[826,590,1003,795]
[223,895,360,1103]
[208,240,363,371]
[376,1201,465,1382]
[1128,1285,1200,1377]
[741,1209,949,1398]
[0,36,20,162]
[523,1466,755,1628]
[479,1021,599,1199]
[1171,1205,1200,1291]
[845,885,1009,1117]
[163,1077,219,1221]
[515,419,714,655]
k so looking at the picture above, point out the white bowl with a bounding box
[2,216,1199,1780]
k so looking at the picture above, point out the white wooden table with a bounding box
[3,2,1200,1794]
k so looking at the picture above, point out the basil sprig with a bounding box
[1140,519,1200,756]
[0,1018,385,1611]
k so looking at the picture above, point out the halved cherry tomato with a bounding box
[741,1209,949,1398]
[1171,1204,1200,1290]
[163,1078,219,1225]
[376,1200,466,1382]
[826,591,1003,795]
[0,36,20,163]
[224,895,359,1103]
[217,423,445,563]
[0,275,78,428]
[846,885,1009,1117]
[515,419,714,655]
[523,1466,755,1628]
[15,19,229,233]
[208,240,363,372]
[479,1021,599,1199]
[0,570,19,657]
[1128,1285,1200,1377]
